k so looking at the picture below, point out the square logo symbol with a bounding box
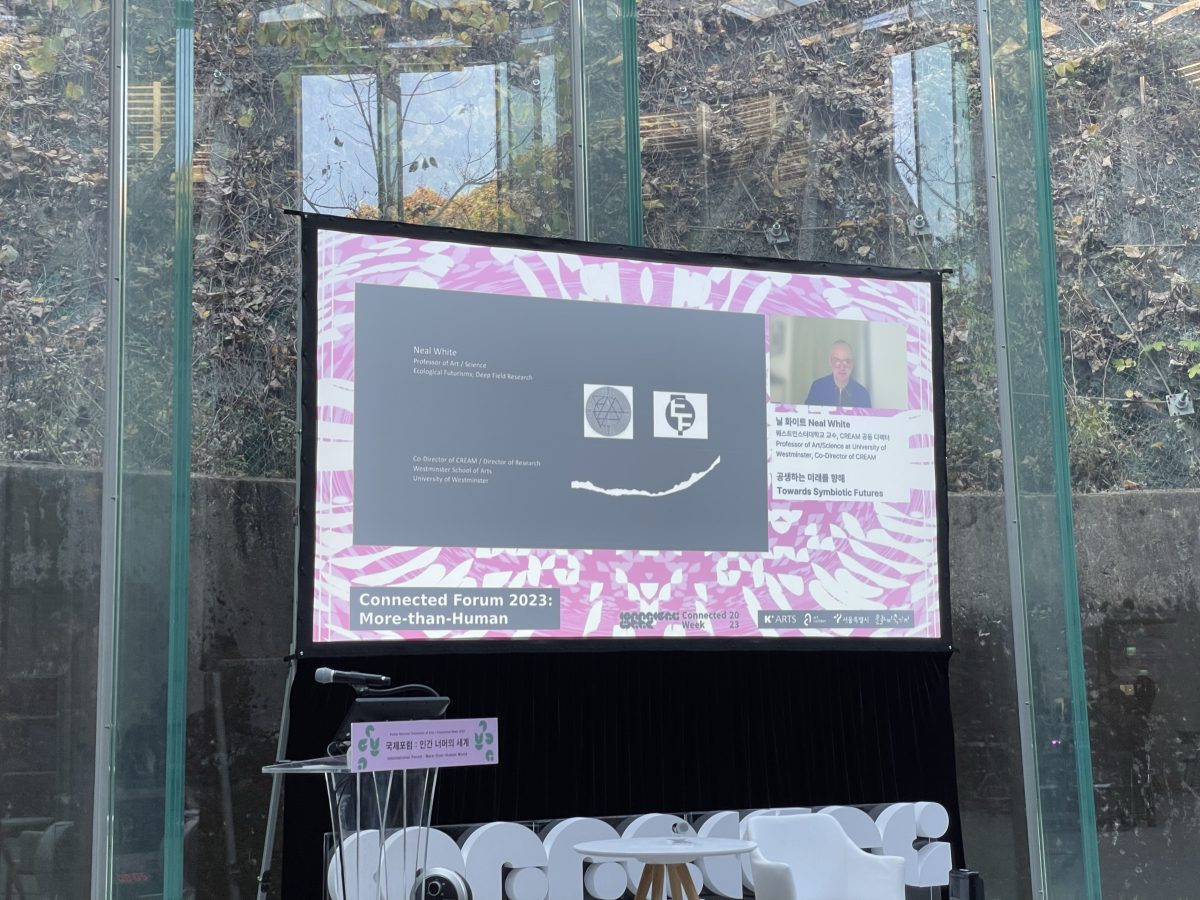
[583,384,634,439]
[653,391,708,439]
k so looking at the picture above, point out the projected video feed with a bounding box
[302,218,946,646]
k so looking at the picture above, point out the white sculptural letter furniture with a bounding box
[748,814,906,900]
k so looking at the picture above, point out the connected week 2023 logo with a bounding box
[618,610,680,630]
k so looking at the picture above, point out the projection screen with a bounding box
[297,214,950,652]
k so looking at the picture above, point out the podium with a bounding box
[264,691,454,900]
[263,757,442,900]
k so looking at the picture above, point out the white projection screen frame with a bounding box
[296,214,951,654]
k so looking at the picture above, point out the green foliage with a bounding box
[1043,11,1200,489]
[0,7,109,466]
[26,35,64,74]
[1066,397,1118,488]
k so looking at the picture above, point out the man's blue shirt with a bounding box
[804,374,872,408]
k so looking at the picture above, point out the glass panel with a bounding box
[187,5,576,896]
[1040,5,1200,897]
[576,0,637,242]
[106,0,193,894]
[299,59,568,233]
[191,1,575,479]
[981,0,1103,892]
[634,2,1028,894]
[0,1,109,898]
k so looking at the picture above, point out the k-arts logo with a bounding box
[583,384,633,439]
[653,391,708,439]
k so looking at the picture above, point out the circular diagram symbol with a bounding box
[585,386,632,437]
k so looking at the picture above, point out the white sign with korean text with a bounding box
[769,409,934,503]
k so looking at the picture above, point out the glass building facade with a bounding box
[2,0,1198,896]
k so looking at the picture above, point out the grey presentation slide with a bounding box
[353,283,768,552]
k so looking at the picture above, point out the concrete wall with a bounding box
[3,463,1199,899]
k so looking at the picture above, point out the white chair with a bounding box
[748,813,905,900]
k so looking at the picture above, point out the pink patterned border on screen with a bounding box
[311,227,942,644]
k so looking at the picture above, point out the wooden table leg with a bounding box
[674,864,701,900]
[667,864,685,900]
[634,864,655,900]
[651,864,666,900]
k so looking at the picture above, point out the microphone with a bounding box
[314,667,392,687]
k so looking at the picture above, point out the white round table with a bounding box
[573,836,756,900]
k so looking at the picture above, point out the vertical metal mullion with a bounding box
[978,0,1101,894]
[1022,0,1103,883]
[976,2,1048,894]
[619,0,642,246]
[569,0,588,241]
[162,0,195,894]
[91,0,127,891]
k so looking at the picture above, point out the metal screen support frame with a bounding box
[91,0,128,889]
[256,660,297,900]
[257,206,312,899]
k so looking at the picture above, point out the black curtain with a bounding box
[281,648,961,898]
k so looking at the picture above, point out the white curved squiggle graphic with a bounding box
[570,456,721,498]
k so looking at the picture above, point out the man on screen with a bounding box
[804,339,872,408]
